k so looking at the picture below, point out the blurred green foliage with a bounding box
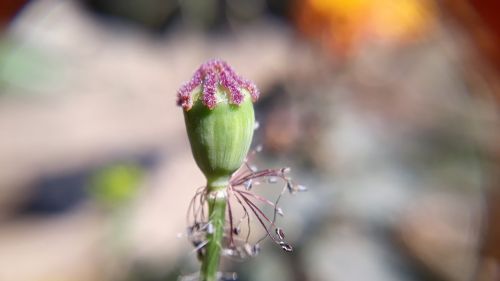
[0,40,58,94]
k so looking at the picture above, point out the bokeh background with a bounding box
[0,0,499,280]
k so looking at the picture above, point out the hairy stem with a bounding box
[201,183,227,281]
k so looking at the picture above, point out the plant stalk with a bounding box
[201,183,227,281]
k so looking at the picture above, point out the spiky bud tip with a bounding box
[177,59,260,111]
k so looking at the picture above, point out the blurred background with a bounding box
[0,0,499,280]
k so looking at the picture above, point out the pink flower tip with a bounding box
[176,59,260,110]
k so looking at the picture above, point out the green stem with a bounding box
[201,182,227,281]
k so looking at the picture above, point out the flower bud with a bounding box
[177,60,260,190]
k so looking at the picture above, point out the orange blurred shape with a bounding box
[293,0,436,56]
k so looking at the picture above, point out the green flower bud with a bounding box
[177,60,260,190]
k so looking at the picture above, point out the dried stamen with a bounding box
[276,228,286,240]
[185,145,306,260]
